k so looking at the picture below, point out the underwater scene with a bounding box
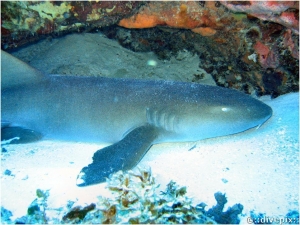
[1,1,299,224]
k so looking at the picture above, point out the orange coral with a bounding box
[118,2,223,36]
[192,27,217,36]
[119,14,159,28]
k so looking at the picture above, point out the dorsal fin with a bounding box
[1,50,44,90]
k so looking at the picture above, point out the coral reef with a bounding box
[101,23,298,97]
[108,1,299,97]
[1,168,245,224]
[1,1,142,49]
[118,1,225,33]
[221,1,299,34]
[1,1,298,97]
[14,189,50,224]
[1,207,13,224]
[205,192,243,224]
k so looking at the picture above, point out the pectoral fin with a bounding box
[76,124,159,187]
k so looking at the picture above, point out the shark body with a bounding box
[1,50,272,186]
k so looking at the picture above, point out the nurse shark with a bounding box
[1,50,272,186]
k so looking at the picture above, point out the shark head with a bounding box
[157,85,273,142]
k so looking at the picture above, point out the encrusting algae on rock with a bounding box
[1,168,244,224]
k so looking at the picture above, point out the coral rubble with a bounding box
[1,168,245,224]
